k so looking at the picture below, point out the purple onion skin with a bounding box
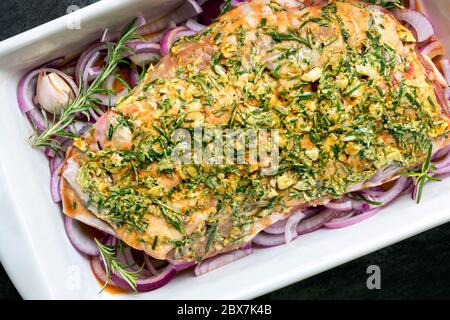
[109,265,177,292]
[198,0,224,25]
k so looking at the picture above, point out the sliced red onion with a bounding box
[129,66,139,87]
[90,256,120,287]
[324,208,383,229]
[50,158,64,203]
[75,43,108,85]
[88,108,101,121]
[143,254,158,275]
[49,155,63,176]
[354,176,409,211]
[433,144,450,161]
[64,216,100,256]
[167,259,196,271]
[100,28,109,43]
[284,211,305,244]
[297,209,338,235]
[109,264,177,292]
[330,210,356,222]
[303,206,325,218]
[104,1,202,42]
[252,232,285,247]
[82,52,101,85]
[435,149,450,170]
[126,40,161,52]
[185,18,206,32]
[87,66,101,82]
[420,41,445,60]
[392,9,434,42]
[130,52,161,66]
[263,219,287,235]
[434,165,450,176]
[103,75,116,91]
[26,107,47,132]
[126,41,161,66]
[441,58,450,85]
[135,14,147,29]
[194,248,252,276]
[324,198,353,211]
[160,26,189,56]
[174,30,198,40]
[409,0,416,10]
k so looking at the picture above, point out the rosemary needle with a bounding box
[403,144,441,204]
[95,238,140,292]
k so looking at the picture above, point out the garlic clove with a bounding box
[36,71,75,114]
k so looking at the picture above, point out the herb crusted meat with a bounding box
[61,0,450,262]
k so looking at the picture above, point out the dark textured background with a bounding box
[1,0,450,300]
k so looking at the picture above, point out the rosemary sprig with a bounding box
[205,222,218,254]
[403,144,441,203]
[95,238,140,292]
[220,0,234,15]
[32,18,139,152]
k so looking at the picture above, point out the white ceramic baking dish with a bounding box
[0,0,449,300]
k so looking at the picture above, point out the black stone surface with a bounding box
[0,0,449,300]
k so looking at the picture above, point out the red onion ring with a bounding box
[297,209,338,235]
[90,256,120,287]
[263,218,287,235]
[185,18,206,32]
[143,254,158,275]
[194,248,252,276]
[64,216,101,256]
[324,198,353,211]
[354,176,409,211]
[26,107,47,132]
[50,157,64,203]
[435,149,450,170]
[160,26,189,56]
[441,58,450,85]
[324,208,383,229]
[126,41,161,66]
[82,52,101,85]
[167,259,196,271]
[392,9,434,42]
[108,264,177,292]
[130,52,161,66]
[129,66,140,87]
[87,66,102,82]
[284,211,305,244]
[252,232,286,247]
[75,43,108,85]
[105,1,202,42]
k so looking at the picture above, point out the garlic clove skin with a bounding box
[36,71,75,114]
